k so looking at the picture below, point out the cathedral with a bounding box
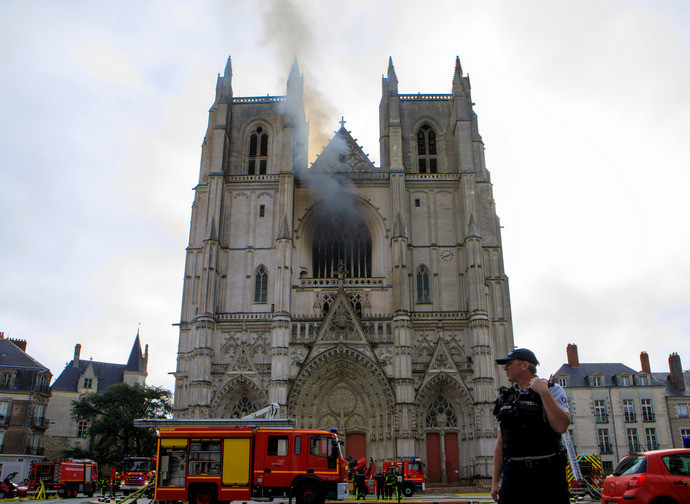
[173,55,514,482]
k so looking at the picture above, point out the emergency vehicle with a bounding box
[135,416,349,504]
[26,459,98,497]
[120,456,156,495]
[381,458,425,497]
[565,454,603,498]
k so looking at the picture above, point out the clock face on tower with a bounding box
[440,249,454,262]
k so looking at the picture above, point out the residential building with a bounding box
[0,332,52,480]
[553,344,670,475]
[652,353,690,448]
[43,334,148,460]
[172,56,515,481]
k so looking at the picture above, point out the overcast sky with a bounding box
[1,0,689,392]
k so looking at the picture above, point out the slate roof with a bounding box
[51,335,146,393]
[554,362,664,387]
[651,371,690,398]
[0,339,50,391]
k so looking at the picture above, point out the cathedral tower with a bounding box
[174,56,514,481]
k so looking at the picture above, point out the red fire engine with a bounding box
[27,459,98,497]
[120,456,156,495]
[135,417,349,504]
[381,458,425,497]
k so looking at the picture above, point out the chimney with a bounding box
[640,351,651,374]
[669,353,685,390]
[73,344,81,367]
[9,338,27,352]
[567,343,580,367]
[0,332,4,339]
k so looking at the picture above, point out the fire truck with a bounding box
[27,459,98,497]
[120,456,156,495]
[381,458,425,497]
[565,454,603,499]
[135,415,349,504]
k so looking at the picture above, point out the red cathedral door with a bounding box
[426,433,440,482]
[445,433,459,482]
[346,433,366,460]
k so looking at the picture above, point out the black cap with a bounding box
[495,348,539,365]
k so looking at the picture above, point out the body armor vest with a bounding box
[493,385,562,459]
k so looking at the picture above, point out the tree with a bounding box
[72,383,172,468]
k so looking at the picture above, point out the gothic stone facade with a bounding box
[173,56,514,481]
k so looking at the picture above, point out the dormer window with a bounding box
[417,124,437,173]
[247,126,268,175]
[619,375,631,387]
[590,375,604,387]
[83,378,93,389]
[637,374,649,386]
[0,372,13,389]
[555,376,568,388]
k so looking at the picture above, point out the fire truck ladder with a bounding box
[562,431,583,481]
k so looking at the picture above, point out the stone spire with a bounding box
[452,56,465,96]
[382,56,399,95]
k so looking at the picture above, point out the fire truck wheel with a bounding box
[296,484,323,504]
[402,482,415,498]
[0,491,6,499]
[190,486,216,504]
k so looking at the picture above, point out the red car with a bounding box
[601,449,690,504]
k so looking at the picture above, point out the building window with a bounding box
[417,266,430,303]
[77,420,88,438]
[602,460,613,475]
[247,126,268,175]
[641,399,655,422]
[254,266,268,303]
[426,395,457,428]
[677,404,689,418]
[594,400,608,423]
[637,374,649,386]
[0,401,10,423]
[0,373,12,389]
[414,198,420,207]
[627,428,641,452]
[83,378,92,389]
[645,428,659,450]
[34,404,45,424]
[229,396,256,419]
[598,429,612,453]
[591,376,603,387]
[680,428,690,445]
[619,375,630,386]
[312,213,372,278]
[417,124,437,173]
[623,399,636,422]
[259,204,265,217]
[556,377,568,387]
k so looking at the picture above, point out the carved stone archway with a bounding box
[288,345,396,460]
[211,375,267,417]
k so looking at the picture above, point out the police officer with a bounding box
[490,348,570,504]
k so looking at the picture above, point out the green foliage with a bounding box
[71,383,172,468]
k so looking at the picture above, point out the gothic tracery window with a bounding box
[255,265,268,303]
[229,396,256,418]
[247,125,268,175]
[417,266,430,303]
[417,124,437,173]
[312,213,372,278]
[426,395,457,428]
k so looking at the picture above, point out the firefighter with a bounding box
[355,467,368,500]
[490,348,571,504]
[384,468,395,500]
[374,471,385,500]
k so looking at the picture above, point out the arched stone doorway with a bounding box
[288,345,396,461]
[416,374,473,483]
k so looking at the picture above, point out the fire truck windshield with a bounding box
[122,458,152,472]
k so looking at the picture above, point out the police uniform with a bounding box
[493,349,570,504]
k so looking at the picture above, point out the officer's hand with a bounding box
[529,376,549,395]
[490,481,500,502]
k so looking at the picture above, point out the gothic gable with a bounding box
[305,288,376,363]
[310,126,376,172]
